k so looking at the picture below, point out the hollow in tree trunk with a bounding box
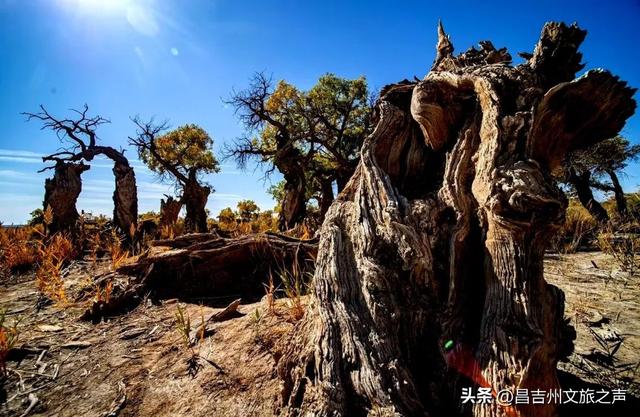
[43,161,90,235]
[112,161,138,238]
[277,22,636,417]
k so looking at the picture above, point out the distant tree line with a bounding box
[24,72,637,240]
[224,72,374,229]
[24,72,372,239]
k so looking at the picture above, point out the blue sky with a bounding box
[0,0,638,224]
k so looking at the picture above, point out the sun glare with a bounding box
[57,0,160,36]
[59,0,132,15]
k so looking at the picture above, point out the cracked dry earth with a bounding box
[1,252,639,417]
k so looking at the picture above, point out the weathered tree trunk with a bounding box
[606,169,627,217]
[280,169,307,231]
[159,195,182,227]
[273,129,308,231]
[112,161,138,237]
[568,168,610,223]
[183,173,210,233]
[277,22,635,417]
[43,161,90,235]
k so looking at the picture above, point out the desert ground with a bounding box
[0,251,638,417]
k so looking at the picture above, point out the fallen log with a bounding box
[82,233,317,320]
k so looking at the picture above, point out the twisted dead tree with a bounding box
[277,22,636,417]
[25,105,138,237]
[566,135,640,220]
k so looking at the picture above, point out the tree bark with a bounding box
[183,174,210,233]
[606,169,627,217]
[112,161,138,238]
[159,195,182,227]
[568,168,610,223]
[280,168,307,231]
[277,22,636,417]
[43,161,90,235]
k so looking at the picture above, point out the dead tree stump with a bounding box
[113,161,138,237]
[159,195,182,227]
[43,161,90,234]
[277,22,636,417]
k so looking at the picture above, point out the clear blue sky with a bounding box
[1,0,639,224]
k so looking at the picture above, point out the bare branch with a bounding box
[128,116,188,185]
[23,104,111,163]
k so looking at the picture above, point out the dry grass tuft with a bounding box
[174,303,192,350]
[173,303,205,377]
[597,226,640,277]
[0,227,39,274]
[0,308,21,376]
[107,230,130,270]
[88,231,102,266]
[160,224,176,240]
[288,222,312,240]
[263,272,277,315]
[275,257,311,322]
[42,205,53,227]
[93,279,113,305]
[35,233,76,305]
[552,201,597,254]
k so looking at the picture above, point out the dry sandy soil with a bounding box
[1,252,638,417]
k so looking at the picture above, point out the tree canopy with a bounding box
[227,73,370,180]
[236,199,260,222]
[130,120,219,232]
[136,123,220,185]
[566,135,640,218]
[225,72,373,228]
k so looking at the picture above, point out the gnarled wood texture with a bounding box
[43,161,90,234]
[277,22,636,417]
[113,161,138,236]
[182,175,210,233]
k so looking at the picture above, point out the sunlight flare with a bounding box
[57,0,160,36]
[60,0,132,14]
